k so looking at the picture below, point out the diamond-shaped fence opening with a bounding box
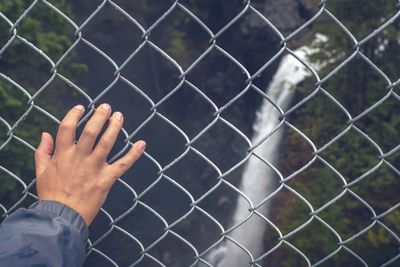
[1,1,399,266]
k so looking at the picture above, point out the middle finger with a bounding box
[76,103,112,155]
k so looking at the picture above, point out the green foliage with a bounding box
[271,0,400,265]
[0,0,86,210]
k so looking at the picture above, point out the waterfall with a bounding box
[209,45,318,267]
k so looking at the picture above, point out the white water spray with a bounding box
[209,42,323,266]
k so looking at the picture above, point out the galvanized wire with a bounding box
[0,0,399,266]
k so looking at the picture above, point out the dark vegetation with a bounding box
[270,1,400,266]
[0,0,86,209]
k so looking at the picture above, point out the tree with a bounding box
[269,1,400,266]
[0,0,86,210]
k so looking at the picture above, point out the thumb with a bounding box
[35,132,54,176]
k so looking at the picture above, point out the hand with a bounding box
[34,103,146,225]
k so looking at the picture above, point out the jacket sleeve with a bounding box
[0,200,89,267]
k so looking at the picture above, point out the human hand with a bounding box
[34,103,146,225]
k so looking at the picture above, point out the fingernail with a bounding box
[114,111,123,121]
[136,141,146,152]
[101,103,111,111]
[74,104,84,111]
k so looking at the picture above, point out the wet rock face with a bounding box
[264,0,315,34]
[246,0,316,46]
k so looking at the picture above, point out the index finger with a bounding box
[55,105,85,153]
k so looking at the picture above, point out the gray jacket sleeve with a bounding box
[0,200,89,267]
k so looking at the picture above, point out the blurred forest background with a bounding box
[0,0,399,266]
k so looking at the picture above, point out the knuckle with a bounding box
[59,122,73,132]
[118,162,130,172]
[98,139,112,150]
[83,129,97,139]
[94,180,109,193]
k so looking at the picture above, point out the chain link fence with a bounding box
[0,0,399,266]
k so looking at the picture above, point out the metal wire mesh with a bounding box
[0,0,399,266]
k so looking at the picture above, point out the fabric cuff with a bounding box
[28,200,89,246]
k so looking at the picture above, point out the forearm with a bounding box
[0,200,88,267]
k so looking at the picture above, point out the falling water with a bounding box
[209,45,317,267]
